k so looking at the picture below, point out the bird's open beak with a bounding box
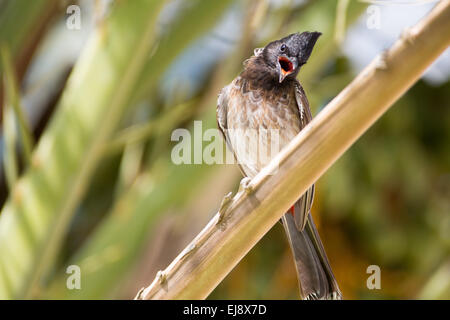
[278,56,295,83]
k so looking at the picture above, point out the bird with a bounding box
[217,32,342,300]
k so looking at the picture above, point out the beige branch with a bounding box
[137,1,450,300]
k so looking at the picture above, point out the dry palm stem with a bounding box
[136,0,450,300]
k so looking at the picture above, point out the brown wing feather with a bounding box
[293,80,315,231]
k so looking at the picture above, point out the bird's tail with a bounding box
[281,212,342,300]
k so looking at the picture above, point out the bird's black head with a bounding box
[259,31,321,83]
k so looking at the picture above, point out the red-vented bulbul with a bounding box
[217,32,342,300]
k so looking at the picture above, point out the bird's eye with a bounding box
[280,44,286,52]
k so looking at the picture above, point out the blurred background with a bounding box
[0,0,448,299]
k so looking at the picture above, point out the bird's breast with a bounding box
[226,77,302,176]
